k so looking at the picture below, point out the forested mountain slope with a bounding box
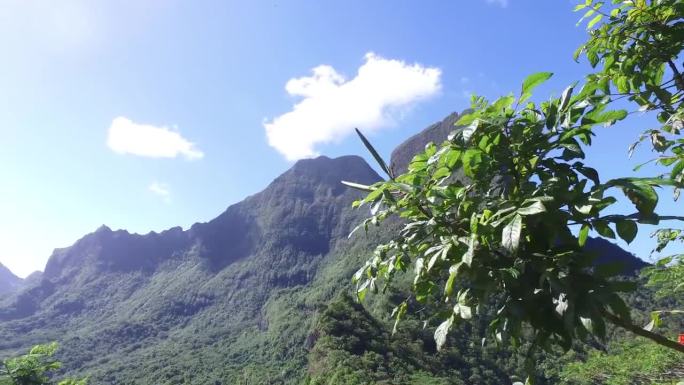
[0,155,383,384]
[0,113,652,385]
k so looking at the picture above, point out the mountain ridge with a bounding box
[0,153,385,384]
[0,114,649,384]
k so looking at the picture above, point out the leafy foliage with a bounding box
[643,232,684,297]
[0,343,85,385]
[350,73,661,354]
[348,1,684,373]
[574,0,684,300]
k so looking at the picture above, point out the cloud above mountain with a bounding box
[107,117,204,160]
[148,182,171,203]
[264,53,441,160]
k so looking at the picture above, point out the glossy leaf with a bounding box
[616,220,638,244]
[502,214,523,253]
[521,72,553,102]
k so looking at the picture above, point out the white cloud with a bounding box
[148,182,171,203]
[264,52,442,160]
[486,0,509,7]
[107,117,204,160]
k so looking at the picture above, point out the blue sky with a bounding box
[0,0,680,277]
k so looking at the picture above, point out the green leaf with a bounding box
[355,128,393,179]
[580,316,593,332]
[576,5,598,25]
[596,110,628,126]
[576,165,600,184]
[357,280,370,301]
[671,160,684,179]
[462,149,483,178]
[434,316,454,351]
[432,166,451,180]
[573,45,585,62]
[455,303,472,319]
[616,76,630,93]
[392,302,407,335]
[624,184,659,216]
[586,14,603,29]
[594,221,616,239]
[341,181,375,192]
[578,224,590,247]
[521,72,553,102]
[517,201,546,216]
[605,179,660,215]
[559,84,575,113]
[455,112,477,126]
[463,235,476,266]
[502,214,523,253]
[493,94,516,110]
[445,268,458,297]
[616,220,638,244]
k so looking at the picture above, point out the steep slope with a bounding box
[0,113,648,385]
[0,263,22,295]
[0,155,381,384]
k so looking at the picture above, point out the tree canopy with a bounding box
[347,1,684,380]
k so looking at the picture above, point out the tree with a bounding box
[574,0,684,301]
[0,343,86,385]
[345,1,684,380]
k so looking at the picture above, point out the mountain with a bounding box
[0,113,650,385]
[0,263,22,295]
[0,155,383,384]
[21,271,43,287]
[585,237,649,274]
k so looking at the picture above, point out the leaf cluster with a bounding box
[0,343,86,385]
[348,1,684,365]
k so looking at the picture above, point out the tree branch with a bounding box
[668,60,684,92]
[601,309,684,353]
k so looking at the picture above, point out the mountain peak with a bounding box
[288,155,381,187]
